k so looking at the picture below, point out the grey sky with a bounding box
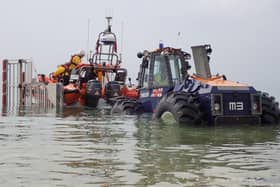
[1,0,280,98]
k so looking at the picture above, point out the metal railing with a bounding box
[1,59,63,115]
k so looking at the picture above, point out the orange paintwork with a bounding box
[48,62,138,106]
[191,75,248,87]
[63,83,80,106]
[121,86,138,99]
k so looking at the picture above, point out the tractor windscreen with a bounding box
[168,55,183,84]
[153,56,170,87]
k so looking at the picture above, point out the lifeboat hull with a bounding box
[63,84,80,106]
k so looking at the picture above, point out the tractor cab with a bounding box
[137,47,191,89]
[136,46,191,112]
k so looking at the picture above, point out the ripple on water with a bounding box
[0,109,280,186]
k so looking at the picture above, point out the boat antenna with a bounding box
[120,21,124,63]
[105,16,112,32]
[86,18,91,61]
[177,31,182,48]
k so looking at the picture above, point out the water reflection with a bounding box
[133,118,280,186]
[51,108,141,186]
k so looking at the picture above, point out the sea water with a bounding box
[0,107,280,186]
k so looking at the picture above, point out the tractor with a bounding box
[112,44,280,125]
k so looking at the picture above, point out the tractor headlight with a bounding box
[251,94,262,115]
[212,94,223,116]
[253,103,258,111]
[214,103,220,111]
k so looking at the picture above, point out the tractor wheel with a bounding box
[154,91,205,125]
[261,93,280,124]
[111,98,144,115]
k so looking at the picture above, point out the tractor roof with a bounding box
[140,47,191,59]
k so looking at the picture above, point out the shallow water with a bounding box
[0,107,280,187]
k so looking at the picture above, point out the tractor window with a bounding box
[143,64,149,88]
[169,55,182,84]
[153,55,169,87]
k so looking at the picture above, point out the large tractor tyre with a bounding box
[154,91,205,125]
[261,93,280,124]
[111,98,144,115]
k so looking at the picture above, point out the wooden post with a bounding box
[2,59,8,113]
[18,59,24,106]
